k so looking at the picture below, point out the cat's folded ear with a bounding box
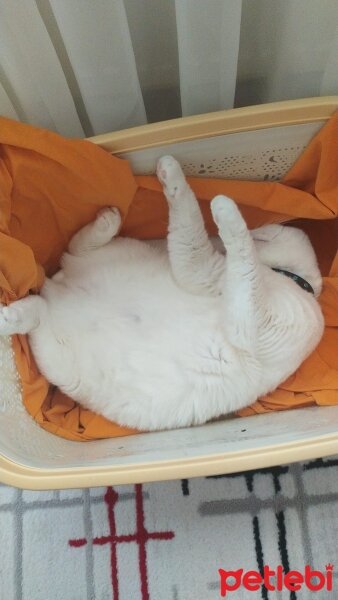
[250,224,284,241]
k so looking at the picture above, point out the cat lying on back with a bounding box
[0,156,324,431]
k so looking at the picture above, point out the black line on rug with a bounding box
[245,473,254,492]
[253,515,269,600]
[272,473,282,494]
[303,458,338,471]
[181,479,190,496]
[276,510,297,600]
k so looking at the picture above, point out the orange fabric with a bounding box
[0,113,337,441]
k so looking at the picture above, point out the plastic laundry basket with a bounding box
[0,97,337,489]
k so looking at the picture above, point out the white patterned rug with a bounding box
[0,456,337,600]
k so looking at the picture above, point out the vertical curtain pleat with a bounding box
[175,0,242,116]
[320,25,338,96]
[47,0,147,135]
[123,0,181,123]
[263,0,338,102]
[237,0,338,105]
[0,2,84,137]
[0,82,19,121]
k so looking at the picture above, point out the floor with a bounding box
[0,456,337,600]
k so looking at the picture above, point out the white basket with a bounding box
[0,97,337,489]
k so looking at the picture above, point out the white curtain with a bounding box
[0,0,337,137]
[175,0,242,115]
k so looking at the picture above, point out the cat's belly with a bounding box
[35,241,264,429]
[38,266,255,426]
[42,261,223,365]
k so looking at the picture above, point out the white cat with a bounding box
[0,156,324,431]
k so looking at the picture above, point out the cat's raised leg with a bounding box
[211,195,264,352]
[157,156,224,296]
[68,207,121,256]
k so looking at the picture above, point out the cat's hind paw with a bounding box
[157,155,188,201]
[211,195,247,238]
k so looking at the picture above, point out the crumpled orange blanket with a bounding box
[0,113,337,441]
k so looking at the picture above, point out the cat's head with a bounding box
[251,224,322,297]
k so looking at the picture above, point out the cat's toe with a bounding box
[108,207,122,231]
[157,156,179,182]
[211,195,246,237]
[211,196,236,224]
[157,156,187,200]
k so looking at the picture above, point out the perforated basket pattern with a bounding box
[121,122,323,181]
[180,144,305,181]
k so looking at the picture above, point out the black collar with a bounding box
[272,268,314,294]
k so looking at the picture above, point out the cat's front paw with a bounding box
[0,300,40,335]
[0,304,23,336]
[157,156,188,201]
[211,195,246,238]
[96,207,121,236]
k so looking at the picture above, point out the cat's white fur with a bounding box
[0,156,324,431]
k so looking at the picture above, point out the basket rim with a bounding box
[88,96,338,154]
[2,97,337,489]
[1,407,337,490]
